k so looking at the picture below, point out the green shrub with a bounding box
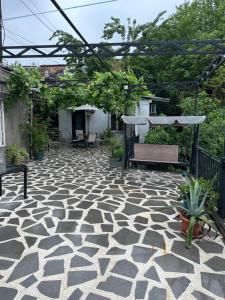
[178,177,219,212]
[144,126,171,144]
[5,144,28,165]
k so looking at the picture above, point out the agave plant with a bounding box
[164,176,218,248]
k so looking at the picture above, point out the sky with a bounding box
[2,0,186,65]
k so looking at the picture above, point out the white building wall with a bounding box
[86,110,109,136]
[58,109,72,143]
[136,99,150,143]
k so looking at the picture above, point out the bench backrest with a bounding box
[87,133,97,143]
[133,143,179,162]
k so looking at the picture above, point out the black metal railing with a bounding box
[124,135,138,168]
[197,147,221,192]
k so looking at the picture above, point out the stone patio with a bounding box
[0,146,224,300]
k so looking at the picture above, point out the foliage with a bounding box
[164,176,218,248]
[5,144,28,165]
[50,72,89,109]
[99,129,114,144]
[107,136,123,160]
[144,127,171,144]
[89,70,151,115]
[178,177,219,212]
[6,64,53,109]
[180,92,225,157]
[51,30,116,77]
[24,119,49,153]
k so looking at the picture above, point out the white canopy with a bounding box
[67,104,98,111]
[122,115,206,125]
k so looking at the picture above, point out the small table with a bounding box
[0,164,28,199]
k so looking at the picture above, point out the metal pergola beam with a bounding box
[196,54,225,88]
[2,40,225,58]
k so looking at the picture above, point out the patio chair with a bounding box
[72,130,85,147]
[86,133,97,148]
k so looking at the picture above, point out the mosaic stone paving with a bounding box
[0,146,225,300]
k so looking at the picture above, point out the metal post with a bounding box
[0,0,3,64]
[218,140,225,218]
[123,85,129,170]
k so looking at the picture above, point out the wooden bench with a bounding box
[129,143,187,168]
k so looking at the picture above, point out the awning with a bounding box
[121,115,206,125]
[67,104,98,111]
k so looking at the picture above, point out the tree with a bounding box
[89,70,151,115]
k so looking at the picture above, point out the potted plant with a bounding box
[24,119,49,161]
[5,144,28,165]
[32,124,49,161]
[108,137,124,168]
[164,176,218,248]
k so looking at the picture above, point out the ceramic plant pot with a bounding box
[34,152,45,161]
[180,212,202,237]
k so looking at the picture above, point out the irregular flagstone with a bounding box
[85,209,103,224]
[65,234,82,246]
[0,240,25,259]
[0,287,18,300]
[80,224,94,233]
[106,247,126,255]
[144,266,160,282]
[195,240,223,254]
[0,225,20,242]
[97,275,133,298]
[85,234,109,248]
[68,289,83,300]
[53,209,65,220]
[38,280,61,298]
[132,245,157,263]
[78,246,99,257]
[46,246,73,258]
[113,228,140,245]
[70,255,93,268]
[98,258,110,275]
[20,275,37,288]
[56,221,77,233]
[86,293,110,300]
[24,223,49,236]
[67,271,97,286]
[201,272,225,298]
[38,235,64,250]
[21,296,37,300]
[204,256,225,271]
[155,254,194,273]
[97,202,118,212]
[151,213,169,222]
[142,230,165,249]
[44,259,64,276]
[135,281,148,299]
[171,240,200,264]
[7,253,39,282]
[166,276,190,298]
[0,259,14,270]
[122,203,149,216]
[0,202,21,210]
[25,236,37,248]
[111,259,138,278]
[148,287,167,300]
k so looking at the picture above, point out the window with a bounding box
[0,100,5,147]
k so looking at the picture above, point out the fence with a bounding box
[197,147,221,192]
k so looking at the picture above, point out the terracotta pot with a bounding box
[180,212,202,237]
